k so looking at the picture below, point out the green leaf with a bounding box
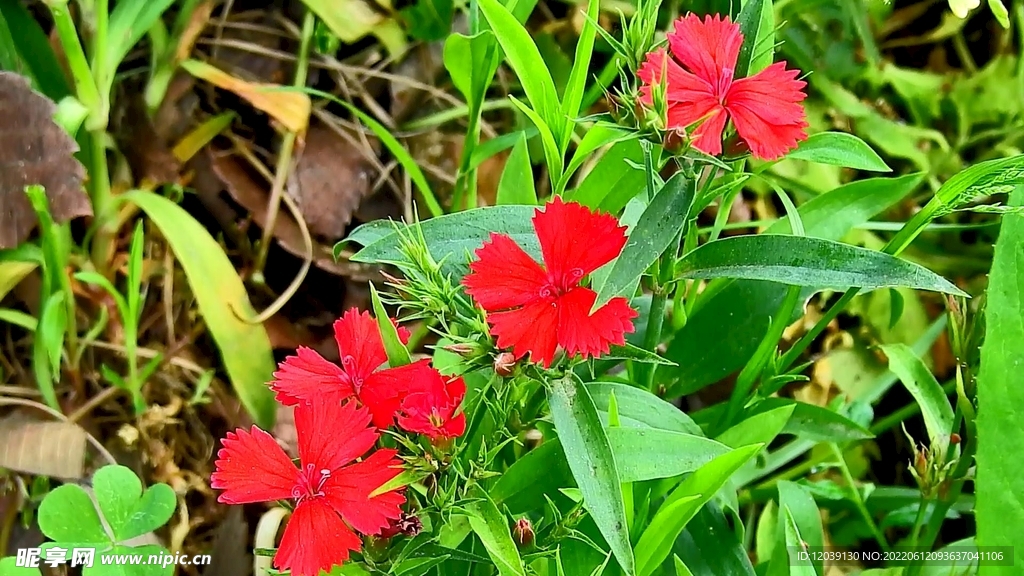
[634,444,762,576]
[369,283,412,367]
[778,482,824,576]
[716,404,794,449]
[676,234,966,295]
[610,429,731,482]
[567,139,645,211]
[465,491,526,576]
[477,0,563,144]
[734,0,773,77]
[0,557,40,575]
[879,343,955,451]
[633,495,703,576]
[663,173,923,396]
[92,465,176,542]
[0,0,71,100]
[348,205,538,277]
[38,291,67,382]
[0,260,37,302]
[94,544,174,576]
[103,0,177,90]
[787,132,891,172]
[976,185,1024,571]
[673,556,694,576]
[594,172,696,309]
[491,439,572,513]
[676,503,757,576]
[988,0,1010,27]
[932,154,1024,218]
[759,398,873,442]
[562,123,637,190]
[586,382,701,434]
[510,96,564,183]
[37,485,109,544]
[0,8,20,73]
[497,132,537,205]
[124,191,276,429]
[547,375,634,575]
[401,0,453,41]
[560,0,600,128]
[444,31,498,115]
[774,506,816,576]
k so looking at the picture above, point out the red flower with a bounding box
[211,400,405,576]
[397,371,467,440]
[462,197,638,368]
[270,308,434,428]
[637,13,808,160]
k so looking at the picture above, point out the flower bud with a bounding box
[950,433,961,445]
[380,512,423,539]
[513,518,534,549]
[494,352,517,377]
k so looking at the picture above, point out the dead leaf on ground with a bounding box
[0,413,88,479]
[0,72,90,249]
[202,506,252,576]
[287,122,378,241]
[181,59,310,134]
[390,42,446,122]
[116,95,182,185]
[209,11,291,84]
[206,149,378,279]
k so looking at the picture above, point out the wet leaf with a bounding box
[0,415,87,479]
[287,123,377,241]
[0,72,89,249]
[181,59,311,133]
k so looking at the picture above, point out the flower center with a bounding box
[540,267,586,299]
[717,67,735,103]
[428,410,445,428]
[292,463,331,503]
[341,355,364,391]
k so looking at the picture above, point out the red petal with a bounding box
[275,499,360,576]
[725,62,809,160]
[325,449,406,535]
[488,299,560,368]
[556,287,638,360]
[269,347,353,406]
[532,197,628,284]
[333,308,393,382]
[463,233,547,312]
[681,107,729,157]
[445,375,467,404]
[667,13,743,91]
[361,359,435,428]
[441,412,467,438]
[295,400,377,472]
[211,427,297,504]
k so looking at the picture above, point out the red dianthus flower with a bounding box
[211,400,404,576]
[397,371,467,440]
[638,13,808,160]
[270,308,434,428]
[463,197,638,368]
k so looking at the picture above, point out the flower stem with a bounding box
[830,442,890,553]
[640,288,667,391]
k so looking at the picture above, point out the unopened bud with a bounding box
[380,512,422,539]
[513,518,534,549]
[915,449,929,479]
[950,433,961,445]
[494,352,517,377]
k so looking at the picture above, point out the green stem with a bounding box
[830,442,890,553]
[640,288,667,391]
[88,131,115,270]
[252,10,315,278]
[49,3,101,117]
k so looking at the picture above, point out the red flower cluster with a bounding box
[638,13,808,161]
[463,197,638,367]
[212,309,466,576]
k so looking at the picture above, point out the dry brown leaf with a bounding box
[0,72,90,249]
[117,96,181,185]
[287,123,377,241]
[175,0,215,63]
[181,59,310,133]
[207,149,377,279]
[0,414,88,479]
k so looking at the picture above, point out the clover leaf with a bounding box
[35,465,177,576]
[0,556,42,576]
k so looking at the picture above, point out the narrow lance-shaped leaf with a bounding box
[593,172,696,309]
[975,185,1024,570]
[787,132,891,172]
[675,234,967,296]
[547,375,635,575]
[370,282,412,367]
[496,131,537,205]
[880,343,955,453]
[465,490,526,576]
